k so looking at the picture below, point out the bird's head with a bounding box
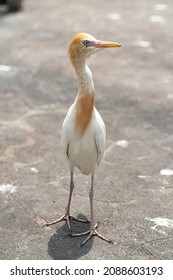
[68,32,121,65]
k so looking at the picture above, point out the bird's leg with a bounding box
[44,172,88,231]
[70,175,113,246]
[65,172,89,228]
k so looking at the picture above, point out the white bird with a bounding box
[45,33,121,246]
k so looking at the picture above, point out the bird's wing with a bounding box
[61,105,74,161]
[61,127,69,161]
[95,133,105,164]
[94,122,106,165]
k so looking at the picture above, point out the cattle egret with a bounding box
[45,33,121,246]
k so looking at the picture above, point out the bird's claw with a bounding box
[69,223,113,247]
[43,214,68,228]
[80,228,113,247]
[69,216,90,224]
[44,214,89,231]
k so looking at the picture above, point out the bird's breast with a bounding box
[62,104,105,175]
[68,129,98,175]
[74,93,95,136]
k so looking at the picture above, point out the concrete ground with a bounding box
[0,0,173,260]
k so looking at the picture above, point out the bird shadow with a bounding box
[48,214,93,260]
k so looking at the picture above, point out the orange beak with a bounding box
[92,40,122,48]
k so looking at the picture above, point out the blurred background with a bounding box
[0,0,173,260]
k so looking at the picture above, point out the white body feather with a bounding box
[61,101,106,176]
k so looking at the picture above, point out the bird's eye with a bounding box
[83,40,90,47]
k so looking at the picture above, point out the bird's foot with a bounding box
[70,223,113,247]
[44,214,89,231]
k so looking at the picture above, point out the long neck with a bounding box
[72,58,95,135]
[75,59,95,96]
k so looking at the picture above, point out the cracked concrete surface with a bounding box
[0,0,173,259]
